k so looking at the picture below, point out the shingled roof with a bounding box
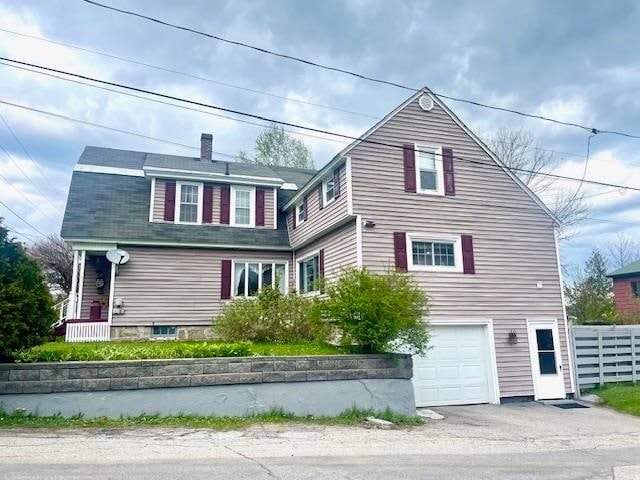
[608,259,640,278]
[62,146,317,248]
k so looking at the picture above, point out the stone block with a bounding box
[165,376,191,388]
[138,377,167,389]
[0,370,10,381]
[273,361,295,371]
[262,372,286,383]
[110,378,139,390]
[52,380,83,392]
[327,369,366,381]
[125,366,154,377]
[152,364,203,376]
[0,382,22,394]
[98,367,128,379]
[215,373,262,385]
[9,369,39,381]
[39,369,69,381]
[306,371,328,381]
[69,368,98,380]
[190,374,219,387]
[22,381,53,394]
[202,363,228,374]
[284,371,307,382]
[295,360,317,371]
[228,362,252,373]
[251,361,275,372]
[81,379,111,392]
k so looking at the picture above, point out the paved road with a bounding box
[1,403,640,479]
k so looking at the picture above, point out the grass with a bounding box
[588,383,640,416]
[12,341,348,363]
[0,407,423,429]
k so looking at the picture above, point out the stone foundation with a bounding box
[110,326,217,341]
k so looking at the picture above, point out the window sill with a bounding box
[408,265,463,273]
[416,189,445,197]
[174,221,202,226]
[323,197,336,207]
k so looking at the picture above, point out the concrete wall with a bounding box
[0,355,415,418]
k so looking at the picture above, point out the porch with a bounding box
[53,249,116,342]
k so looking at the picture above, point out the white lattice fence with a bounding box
[571,325,640,390]
[65,322,110,342]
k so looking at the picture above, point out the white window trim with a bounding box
[148,177,156,223]
[415,144,445,196]
[296,203,306,226]
[230,185,256,228]
[272,187,278,229]
[407,233,463,273]
[231,260,289,298]
[296,249,321,294]
[174,181,203,225]
[322,176,336,206]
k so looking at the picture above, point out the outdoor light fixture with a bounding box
[508,329,518,345]
[363,219,376,228]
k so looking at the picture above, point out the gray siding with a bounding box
[294,220,358,289]
[153,181,276,228]
[112,247,293,326]
[349,96,571,397]
[287,165,350,248]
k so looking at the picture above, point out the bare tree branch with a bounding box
[606,233,640,269]
[28,234,73,294]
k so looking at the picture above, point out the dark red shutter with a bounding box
[164,181,176,221]
[220,184,230,224]
[256,188,265,226]
[403,144,416,193]
[333,167,341,198]
[202,183,213,223]
[461,235,475,274]
[221,260,232,299]
[443,148,455,196]
[291,209,296,229]
[303,195,308,221]
[318,183,324,210]
[393,232,408,271]
[319,249,325,277]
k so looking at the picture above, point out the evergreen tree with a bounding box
[565,249,617,324]
[0,219,55,360]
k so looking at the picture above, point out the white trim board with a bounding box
[73,164,145,177]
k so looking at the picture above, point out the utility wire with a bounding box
[81,0,640,139]
[567,132,598,204]
[0,198,46,237]
[0,160,51,218]
[0,26,377,121]
[1,56,639,194]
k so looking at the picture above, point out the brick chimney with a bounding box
[200,133,213,161]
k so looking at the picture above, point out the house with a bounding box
[59,89,574,406]
[608,260,640,318]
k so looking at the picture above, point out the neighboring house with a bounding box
[60,89,574,406]
[608,260,640,317]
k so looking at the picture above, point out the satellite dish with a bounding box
[106,249,130,265]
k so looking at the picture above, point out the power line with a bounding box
[81,0,640,139]
[0,198,46,237]
[0,26,377,121]
[0,160,51,218]
[2,56,639,195]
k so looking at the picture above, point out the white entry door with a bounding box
[527,319,566,400]
[412,325,495,407]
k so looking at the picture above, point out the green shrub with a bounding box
[0,221,55,361]
[321,267,430,354]
[214,286,329,343]
[13,341,252,362]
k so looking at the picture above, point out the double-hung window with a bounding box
[176,182,202,224]
[231,186,255,227]
[407,234,462,272]
[296,203,306,225]
[632,281,640,298]
[233,261,287,297]
[298,254,320,293]
[416,145,444,195]
[323,177,335,204]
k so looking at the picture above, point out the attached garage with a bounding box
[412,323,499,407]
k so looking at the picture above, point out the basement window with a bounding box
[152,326,177,337]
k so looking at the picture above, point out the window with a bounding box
[415,145,444,195]
[176,182,201,223]
[296,202,306,225]
[323,177,335,204]
[152,325,177,337]
[299,254,320,293]
[231,186,255,227]
[536,329,557,375]
[632,281,640,298]
[233,261,287,297]
[407,234,462,272]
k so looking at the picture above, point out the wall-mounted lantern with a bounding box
[508,329,518,345]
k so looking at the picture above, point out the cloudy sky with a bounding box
[0,0,639,275]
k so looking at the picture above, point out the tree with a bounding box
[489,128,589,236]
[606,233,640,270]
[29,234,73,294]
[320,268,430,354]
[238,122,314,168]
[565,249,617,324]
[0,219,55,360]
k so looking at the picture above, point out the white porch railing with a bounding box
[66,321,110,342]
[52,298,70,329]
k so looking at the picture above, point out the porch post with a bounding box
[107,261,116,333]
[68,250,79,319]
[75,250,86,319]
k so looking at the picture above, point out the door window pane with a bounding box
[536,329,554,351]
[234,263,246,297]
[247,263,259,296]
[538,352,557,374]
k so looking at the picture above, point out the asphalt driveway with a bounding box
[1,402,639,479]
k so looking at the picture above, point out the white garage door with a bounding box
[413,325,494,407]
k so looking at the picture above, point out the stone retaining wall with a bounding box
[0,355,412,395]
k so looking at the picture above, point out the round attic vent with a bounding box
[418,94,434,111]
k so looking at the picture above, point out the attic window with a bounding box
[175,181,202,224]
